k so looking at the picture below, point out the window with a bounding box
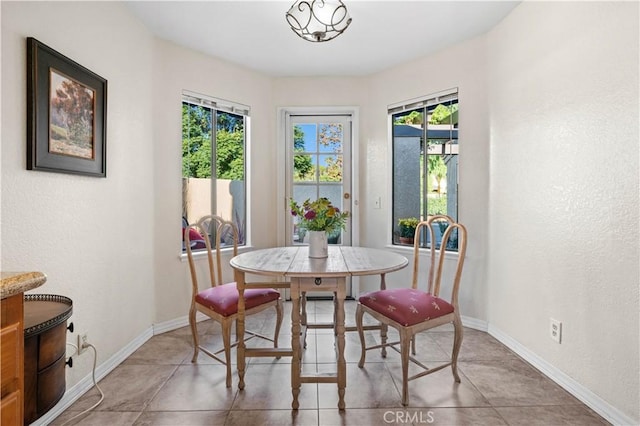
[181,91,248,251]
[390,88,459,251]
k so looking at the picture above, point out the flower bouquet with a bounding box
[290,197,350,257]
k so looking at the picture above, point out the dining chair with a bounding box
[355,214,468,406]
[185,215,283,388]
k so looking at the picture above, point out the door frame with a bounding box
[277,106,360,249]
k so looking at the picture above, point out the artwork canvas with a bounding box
[49,70,96,160]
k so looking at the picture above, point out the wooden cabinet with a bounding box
[0,272,47,426]
[1,294,24,426]
[23,295,72,425]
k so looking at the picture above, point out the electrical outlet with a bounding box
[78,333,89,354]
[550,318,562,343]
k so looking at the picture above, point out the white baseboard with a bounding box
[488,324,638,426]
[461,315,488,332]
[30,327,154,426]
[152,312,208,335]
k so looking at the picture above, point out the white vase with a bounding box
[308,230,328,258]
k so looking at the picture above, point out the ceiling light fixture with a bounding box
[286,0,352,43]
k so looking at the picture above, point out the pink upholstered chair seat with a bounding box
[196,283,281,317]
[359,288,454,327]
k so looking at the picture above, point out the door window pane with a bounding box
[291,119,347,246]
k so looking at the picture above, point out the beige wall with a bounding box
[1,1,155,387]
[183,178,240,224]
[486,2,639,422]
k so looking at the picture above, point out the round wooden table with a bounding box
[231,245,408,410]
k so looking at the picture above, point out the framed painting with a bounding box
[27,37,107,177]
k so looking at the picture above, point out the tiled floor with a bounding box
[54,300,608,425]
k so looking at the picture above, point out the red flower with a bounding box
[304,210,316,220]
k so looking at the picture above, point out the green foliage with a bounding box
[398,217,419,238]
[182,103,244,180]
[182,136,212,178]
[429,103,458,125]
[427,195,447,215]
[428,155,447,193]
[182,104,212,178]
[216,129,244,180]
[217,112,244,133]
[394,110,423,125]
[293,125,313,180]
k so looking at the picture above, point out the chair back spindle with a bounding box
[185,215,237,292]
[411,215,467,302]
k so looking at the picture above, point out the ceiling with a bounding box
[125,1,520,77]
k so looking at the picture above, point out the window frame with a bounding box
[389,88,459,251]
[181,90,250,253]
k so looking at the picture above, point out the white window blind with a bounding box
[182,90,250,116]
[387,87,458,115]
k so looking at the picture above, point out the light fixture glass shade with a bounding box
[286,0,352,43]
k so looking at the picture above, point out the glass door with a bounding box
[288,115,352,246]
[286,114,352,297]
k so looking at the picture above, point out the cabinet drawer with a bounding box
[37,323,66,369]
[299,277,339,291]
[0,323,20,394]
[37,356,66,415]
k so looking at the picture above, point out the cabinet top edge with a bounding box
[1,271,47,299]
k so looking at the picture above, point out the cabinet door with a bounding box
[1,294,24,426]
[0,323,20,395]
[1,391,21,426]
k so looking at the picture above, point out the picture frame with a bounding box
[27,37,107,177]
